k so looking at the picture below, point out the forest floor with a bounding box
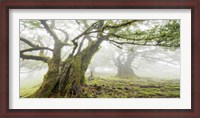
[20,76,180,98]
[81,76,180,98]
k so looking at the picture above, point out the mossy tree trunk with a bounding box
[32,38,103,98]
[55,39,103,97]
[30,20,105,98]
[32,41,63,97]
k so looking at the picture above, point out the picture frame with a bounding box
[0,0,199,117]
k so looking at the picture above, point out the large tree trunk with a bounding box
[31,59,60,97]
[31,41,62,98]
[32,39,103,98]
[57,39,103,97]
[114,51,138,79]
[116,64,138,79]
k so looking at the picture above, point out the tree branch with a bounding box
[20,37,37,47]
[109,36,177,48]
[69,21,100,56]
[71,21,100,42]
[103,20,140,30]
[40,20,59,41]
[55,28,69,42]
[109,33,160,42]
[77,36,87,54]
[20,37,53,53]
[20,53,49,63]
[20,47,53,53]
[110,42,123,49]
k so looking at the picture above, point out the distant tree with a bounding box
[113,45,180,79]
[113,48,138,79]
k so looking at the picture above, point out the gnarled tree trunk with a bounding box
[31,59,59,97]
[32,38,103,98]
[57,39,103,97]
[114,51,138,79]
[31,41,63,98]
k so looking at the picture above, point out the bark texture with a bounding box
[32,38,103,98]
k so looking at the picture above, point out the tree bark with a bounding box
[56,39,103,97]
[31,20,104,98]
[31,41,63,97]
[31,58,60,97]
[32,38,103,98]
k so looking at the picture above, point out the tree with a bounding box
[20,20,180,98]
[113,45,180,79]
[113,48,138,79]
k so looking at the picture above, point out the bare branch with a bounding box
[69,22,100,56]
[54,28,69,42]
[71,21,100,42]
[50,20,55,29]
[109,41,123,49]
[20,37,37,47]
[20,37,53,54]
[40,20,59,41]
[75,20,86,30]
[77,36,87,54]
[20,53,49,63]
[20,47,53,53]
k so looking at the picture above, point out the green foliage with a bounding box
[107,20,180,48]
[20,20,42,29]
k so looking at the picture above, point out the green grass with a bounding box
[20,76,180,98]
[82,76,180,98]
[20,79,42,98]
[20,84,40,98]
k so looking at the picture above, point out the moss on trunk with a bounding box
[31,38,103,98]
[58,40,103,97]
[57,55,85,97]
[31,59,59,98]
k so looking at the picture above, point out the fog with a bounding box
[20,20,180,89]
[20,40,180,88]
[87,41,180,79]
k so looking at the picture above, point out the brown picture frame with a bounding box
[0,0,199,117]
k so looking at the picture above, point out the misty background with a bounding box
[20,41,180,88]
[20,20,180,89]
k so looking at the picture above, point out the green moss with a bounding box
[22,76,180,98]
[82,76,180,98]
[31,69,59,98]
[62,55,84,97]
[29,58,60,98]
[47,59,59,72]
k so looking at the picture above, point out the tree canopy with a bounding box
[20,20,180,64]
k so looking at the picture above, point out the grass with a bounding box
[20,84,41,98]
[20,76,180,98]
[81,76,180,98]
[20,77,42,98]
